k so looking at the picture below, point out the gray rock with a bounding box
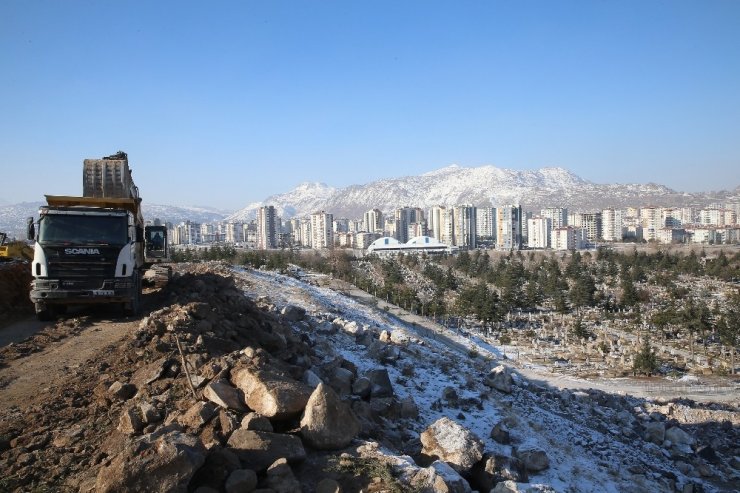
[316,478,342,493]
[644,421,666,445]
[696,445,719,464]
[330,367,355,397]
[366,369,394,398]
[420,417,484,473]
[516,443,550,472]
[281,305,306,322]
[108,381,137,401]
[300,382,360,450]
[303,369,323,388]
[390,330,410,345]
[665,426,694,447]
[225,469,258,493]
[226,429,306,471]
[352,377,372,399]
[265,458,301,493]
[412,460,472,492]
[139,401,161,425]
[203,379,247,411]
[95,427,206,493]
[219,410,240,437]
[400,396,419,420]
[470,454,520,491]
[234,368,313,419]
[118,405,145,435]
[241,412,274,432]
[180,401,218,429]
[492,481,518,493]
[484,365,513,394]
[491,422,511,445]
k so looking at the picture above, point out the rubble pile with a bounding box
[0,261,32,320]
[0,261,738,492]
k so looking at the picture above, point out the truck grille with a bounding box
[43,246,119,288]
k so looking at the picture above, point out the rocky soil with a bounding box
[0,261,738,492]
[0,261,33,324]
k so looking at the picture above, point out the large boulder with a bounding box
[484,365,513,394]
[180,401,219,429]
[224,469,258,493]
[420,417,484,473]
[241,412,274,432]
[643,421,666,445]
[515,442,550,473]
[665,426,694,447]
[226,429,306,471]
[265,457,301,493]
[470,454,521,492]
[95,427,206,493]
[665,426,695,454]
[366,369,394,398]
[203,379,247,412]
[300,382,361,450]
[281,305,306,322]
[412,460,472,492]
[234,368,313,419]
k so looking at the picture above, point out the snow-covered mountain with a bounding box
[228,164,735,221]
[0,202,231,238]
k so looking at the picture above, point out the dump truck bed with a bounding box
[83,158,139,200]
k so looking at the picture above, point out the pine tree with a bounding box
[633,337,659,376]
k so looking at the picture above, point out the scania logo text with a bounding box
[64,248,101,255]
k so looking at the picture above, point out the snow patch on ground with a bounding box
[238,268,716,493]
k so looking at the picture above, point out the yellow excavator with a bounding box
[0,231,34,261]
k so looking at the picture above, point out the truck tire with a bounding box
[35,303,55,322]
[123,274,142,317]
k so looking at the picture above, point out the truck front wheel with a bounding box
[123,274,142,317]
[35,303,55,322]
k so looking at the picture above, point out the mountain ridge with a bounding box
[227,164,738,221]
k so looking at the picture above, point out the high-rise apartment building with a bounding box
[527,217,551,249]
[310,211,333,249]
[173,221,201,245]
[429,206,447,242]
[452,204,477,249]
[257,206,278,249]
[363,209,384,233]
[394,207,423,243]
[476,206,496,242]
[496,205,522,250]
[579,212,602,243]
[601,208,624,241]
[551,226,587,251]
[640,206,662,241]
[541,207,568,229]
[224,222,245,244]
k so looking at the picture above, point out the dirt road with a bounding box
[0,317,137,413]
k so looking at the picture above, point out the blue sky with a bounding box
[1,1,739,210]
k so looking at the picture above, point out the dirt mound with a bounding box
[0,262,33,322]
[0,262,390,492]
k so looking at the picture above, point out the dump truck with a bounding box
[27,152,167,320]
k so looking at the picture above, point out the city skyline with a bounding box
[2,1,740,209]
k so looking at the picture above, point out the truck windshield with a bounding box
[39,215,128,246]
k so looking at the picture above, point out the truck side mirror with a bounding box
[136,226,143,243]
[27,217,35,240]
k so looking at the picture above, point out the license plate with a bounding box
[92,290,114,296]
